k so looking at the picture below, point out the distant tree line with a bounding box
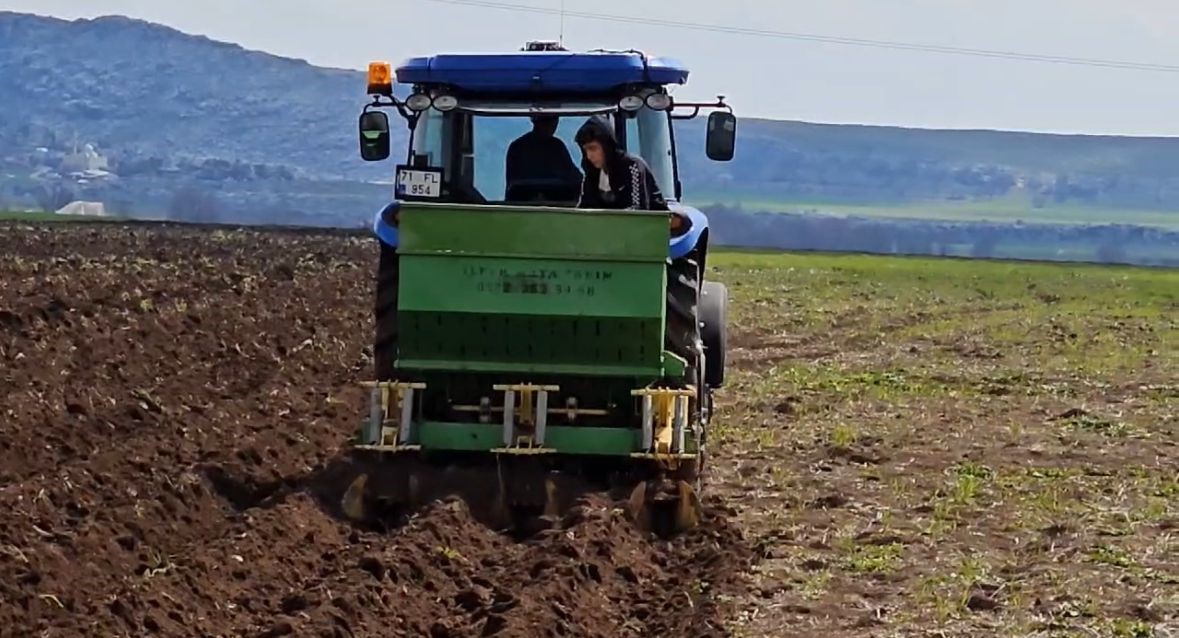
[703,204,1179,267]
[680,149,1179,211]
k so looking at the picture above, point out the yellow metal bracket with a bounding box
[359,381,426,449]
[631,386,695,465]
[493,383,559,451]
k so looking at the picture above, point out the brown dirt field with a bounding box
[2,224,1175,638]
[0,224,751,638]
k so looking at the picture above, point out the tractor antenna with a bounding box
[559,0,566,47]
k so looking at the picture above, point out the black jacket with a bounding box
[505,131,581,186]
[574,116,669,211]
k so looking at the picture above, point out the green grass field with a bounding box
[688,193,1179,229]
[0,210,124,222]
[707,250,1178,636]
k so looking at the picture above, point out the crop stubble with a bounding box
[711,251,1177,637]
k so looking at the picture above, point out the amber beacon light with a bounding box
[367,61,393,96]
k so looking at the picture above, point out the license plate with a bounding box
[397,168,442,198]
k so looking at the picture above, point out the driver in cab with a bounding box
[504,115,583,202]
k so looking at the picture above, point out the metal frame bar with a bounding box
[669,96,732,120]
[640,395,653,449]
[451,404,610,417]
[535,390,550,447]
[502,389,516,447]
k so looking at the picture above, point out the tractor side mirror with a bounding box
[359,110,391,161]
[705,111,736,162]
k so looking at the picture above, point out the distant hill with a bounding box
[0,11,377,180]
[677,119,1179,214]
[3,10,1179,226]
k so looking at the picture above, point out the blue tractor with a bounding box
[350,41,737,534]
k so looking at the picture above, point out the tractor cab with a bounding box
[358,42,736,212]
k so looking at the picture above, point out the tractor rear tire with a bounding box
[701,281,728,388]
[374,241,399,381]
[666,252,702,390]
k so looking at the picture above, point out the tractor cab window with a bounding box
[624,108,676,202]
[409,105,601,206]
[404,101,677,206]
[478,114,586,203]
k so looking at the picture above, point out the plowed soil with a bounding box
[0,224,752,638]
[4,223,1176,638]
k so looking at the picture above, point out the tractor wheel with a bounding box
[665,252,702,389]
[624,253,709,537]
[701,281,728,388]
[374,241,399,381]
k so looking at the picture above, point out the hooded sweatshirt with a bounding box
[573,116,669,211]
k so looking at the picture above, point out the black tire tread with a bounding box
[374,242,399,380]
[665,253,702,389]
[700,281,728,388]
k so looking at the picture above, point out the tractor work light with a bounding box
[645,93,673,111]
[367,61,393,96]
[405,93,432,112]
[618,95,644,112]
[432,94,459,111]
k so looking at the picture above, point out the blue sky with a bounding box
[7,0,1179,136]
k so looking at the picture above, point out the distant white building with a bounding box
[55,200,108,217]
[60,143,110,173]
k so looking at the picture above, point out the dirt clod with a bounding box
[966,590,1002,612]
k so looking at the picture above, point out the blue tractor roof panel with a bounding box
[394,51,690,94]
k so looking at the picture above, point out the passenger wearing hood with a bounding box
[573,115,669,211]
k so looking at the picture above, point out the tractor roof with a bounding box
[394,49,690,94]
